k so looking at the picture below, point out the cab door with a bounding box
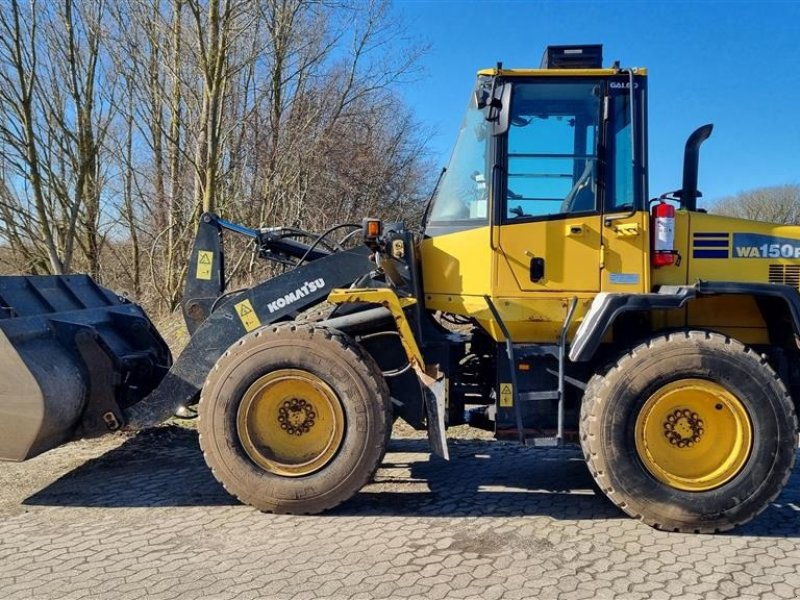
[495,80,603,294]
[599,78,649,294]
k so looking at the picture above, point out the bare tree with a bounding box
[0,0,115,277]
[0,0,63,273]
[0,0,430,318]
[711,184,800,225]
[50,0,113,278]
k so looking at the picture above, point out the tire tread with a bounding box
[580,330,797,533]
[198,322,391,514]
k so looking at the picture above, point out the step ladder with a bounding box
[484,295,579,447]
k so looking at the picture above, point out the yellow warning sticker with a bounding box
[234,299,261,332]
[499,382,513,407]
[196,250,214,280]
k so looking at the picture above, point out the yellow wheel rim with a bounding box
[237,369,345,477]
[634,378,753,492]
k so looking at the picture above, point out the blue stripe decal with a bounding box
[693,249,729,259]
[693,232,730,238]
[692,239,730,248]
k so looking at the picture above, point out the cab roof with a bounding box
[476,67,648,77]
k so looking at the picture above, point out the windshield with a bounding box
[426,82,491,227]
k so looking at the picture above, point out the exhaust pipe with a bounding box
[680,124,713,211]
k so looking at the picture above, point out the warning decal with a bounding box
[234,299,261,332]
[196,250,214,280]
[499,382,513,407]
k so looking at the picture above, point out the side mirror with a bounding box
[474,88,489,110]
[491,82,511,136]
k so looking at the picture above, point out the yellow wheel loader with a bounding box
[1,44,797,532]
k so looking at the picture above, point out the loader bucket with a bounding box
[0,275,170,462]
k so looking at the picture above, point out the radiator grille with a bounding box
[768,264,800,288]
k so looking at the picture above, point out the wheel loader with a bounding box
[1,44,797,533]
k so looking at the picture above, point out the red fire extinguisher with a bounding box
[652,200,675,267]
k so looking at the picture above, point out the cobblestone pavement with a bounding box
[1,425,799,600]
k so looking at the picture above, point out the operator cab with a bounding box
[424,44,648,237]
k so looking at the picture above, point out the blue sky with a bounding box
[392,0,800,205]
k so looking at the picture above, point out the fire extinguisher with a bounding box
[652,200,676,267]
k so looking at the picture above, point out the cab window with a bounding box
[606,89,635,212]
[427,88,491,225]
[505,81,602,221]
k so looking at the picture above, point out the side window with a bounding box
[505,82,602,220]
[607,91,635,212]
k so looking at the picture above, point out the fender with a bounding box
[328,287,449,460]
[569,282,800,362]
[328,288,423,367]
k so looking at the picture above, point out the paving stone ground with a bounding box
[1,424,799,600]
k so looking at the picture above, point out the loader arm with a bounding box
[182,213,339,334]
[126,247,374,429]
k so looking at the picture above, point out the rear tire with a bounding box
[581,330,797,533]
[199,323,392,514]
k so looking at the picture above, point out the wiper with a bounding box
[420,166,447,229]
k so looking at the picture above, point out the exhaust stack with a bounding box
[680,124,713,211]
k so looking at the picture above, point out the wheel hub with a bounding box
[236,369,345,477]
[663,409,704,447]
[278,398,317,435]
[635,379,753,491]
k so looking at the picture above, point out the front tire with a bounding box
[199,323,392,514]
[581,330,797,533]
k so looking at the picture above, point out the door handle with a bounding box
[529,257,545,282]
[613,222,640,237]
[566,223,585,237]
